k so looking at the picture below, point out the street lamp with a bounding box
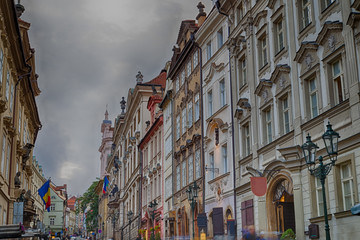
[301,122,340,240]
[127,210,133,240]
[186,181,199,240]
[148,200,158,240]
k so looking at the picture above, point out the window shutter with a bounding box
[241,199,254,229]
[212,207,224,236]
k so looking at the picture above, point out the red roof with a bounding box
[145,72,167,88]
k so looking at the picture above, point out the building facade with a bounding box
[167,10,206,238]
[44,185,66,237]
[31,157,46,224]
[195,2,236,237]
[138,73,166,239]
[225,0,360,239]
[0,1,41,227]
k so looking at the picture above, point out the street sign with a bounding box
[197,213,207,228]
[13,202,24,224]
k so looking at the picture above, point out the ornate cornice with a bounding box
[269,64,290,83]
[294,41,319,62]
[255,79,272,96]
[0,99,7,113]
[347,12,360,28]
[316,21,343,45]
[204,62,225,84]
[253,10,267,27]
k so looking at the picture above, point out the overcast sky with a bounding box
[22,0,210,196]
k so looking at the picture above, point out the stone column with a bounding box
[291,171,305,240]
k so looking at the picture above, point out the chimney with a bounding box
[196,2,206,27]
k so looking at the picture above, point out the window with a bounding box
[188,154,193,183]
[195,93,200,121]
[181,71,185,86]
[165,135,172,157]
[193,51,199,68]
[238,58,246,87]
[222,145,228,173]
[181,108,187,134]
[195,149,201,179]
[243,124,251,156]
[187,101,193,128]
[331,60,344,105]
[50,217,55,225]
[9,85,14,112]
[208,90,213,117]
[241,200,254,229]
[5,71,10,101]
[0,49,3,85]
[217,28,223,50]
[23,121,27,144]
[182,160,187,187]
[176,165,180,191]
[3,210,6,225]
[300,0,312,30]
[50,204,56,211]
[176,115,180,140]
[209,152,215,180]
[322,0,336,10]
[259,36,268,68]
[309,78,318,118]
[281,96,290,134]
[176,77,180,93]
[6,143,10,179]
[165,176,172,199]
[264,109,272,144]
[315,177,324,216]
[274,19,284,54]
[220,80,225,107]
[207,41,212,61]
[187,61,192,77]
[1,135,5,174]
[236,3,244,25]
[340,163,355,211]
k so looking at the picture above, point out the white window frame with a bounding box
[281,96,290,134]
[195,93,200,121]
[181,108,187,134]
[340,162,355,211]
[187,101,193,128]
[331,59,345,105]
[193,51,199,69]
[222,145,228,174]
[176,115,180,140]
[238,57,247,87]
[219,79,226,107]
[309,78,319,119]
[176,165,180,191]
[207,41,212,61]
[182,160,187,188]
[188,154,193,183]
[195,149,201,179]
[274,18,284,54]
[217,28,223,50]
[187,61,192,78]
[243,124,251,156]
[300,0,312,30]
[208,90,213,117]
[315,177,324,216]
[259,36,268,68]
[264,108,272,144]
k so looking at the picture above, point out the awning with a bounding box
[0,224,24,239]
[351,203,360,215]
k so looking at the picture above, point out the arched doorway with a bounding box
[267,175,296,235]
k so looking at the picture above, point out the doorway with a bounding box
[273,179,295,233]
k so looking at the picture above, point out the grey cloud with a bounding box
[24,0,205,195]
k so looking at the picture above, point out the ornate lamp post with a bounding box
[186,182,199,240]
[127,210,133,240]
[301,122,340,240]
[148,200,158,240]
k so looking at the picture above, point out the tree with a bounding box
[78,180,99,231]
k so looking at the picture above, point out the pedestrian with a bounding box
[242,225,257,240]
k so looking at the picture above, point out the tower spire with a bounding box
[105,104,109,120]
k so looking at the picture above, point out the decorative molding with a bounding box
[234,109,243,119]
[253,10,267,27]
[204,62,225,84]
[316,21,343,46]
[255,79,272,96]
[294,42,319,62]
[0,100,7,113]
[347,12,360,28]
[269,64,290,83]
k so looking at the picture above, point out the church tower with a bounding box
[99,109,113,178]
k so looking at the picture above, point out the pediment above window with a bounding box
[228,35,246,57]
[270,65,291,95]
[267,0,283,9]
[347,12,360,28]
[294,42,320,76]
[352,0,360,11]
[316,21,344,54]
[255,79,273,106]
[234,109,243,120]
[254,10,268,27]
[237,98,251,110]
[204,62,225,84]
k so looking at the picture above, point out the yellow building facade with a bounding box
[0,1,41,226]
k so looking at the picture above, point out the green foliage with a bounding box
[77,180,99,231]
[155,232,161,240]
[280,229,296,240]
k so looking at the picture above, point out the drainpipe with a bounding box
[193,40,205,213]
[215,0,238,234]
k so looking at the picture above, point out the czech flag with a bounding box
[103,176,109,194]
[38,180,51,212]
